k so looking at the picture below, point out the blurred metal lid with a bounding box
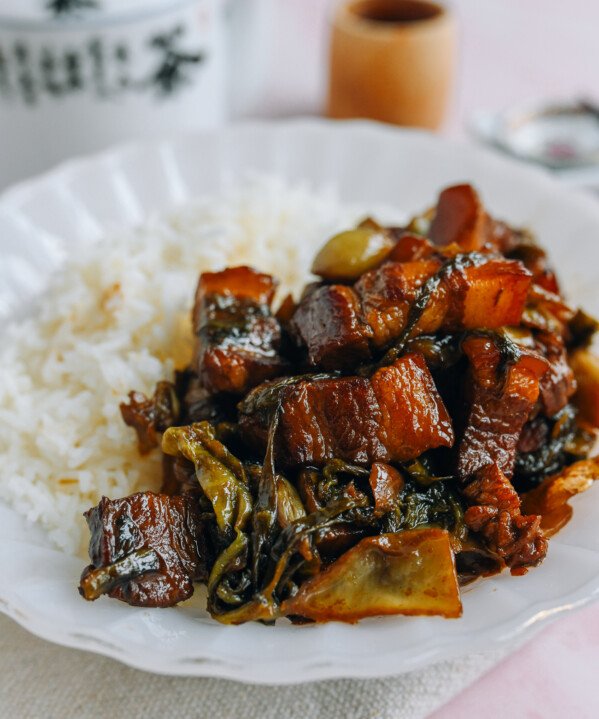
[472,100,599,171]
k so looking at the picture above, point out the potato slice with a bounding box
[281,528,462,622]
[522,458,599,537]
[570,349,599,427]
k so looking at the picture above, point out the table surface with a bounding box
[430,602,599,719]
[234,1,599,716]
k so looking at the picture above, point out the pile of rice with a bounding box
[0,176,403,556]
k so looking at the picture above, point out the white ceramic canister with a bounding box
[0,0,225,187]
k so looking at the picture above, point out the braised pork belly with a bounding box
[80,183,599,624]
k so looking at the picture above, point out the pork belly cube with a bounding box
[448,259,532,329]
[290,284,374,370]
[239,353,454,467]
[570,349,599,427]
[463,463,547,574]
[356,259,445,348]
[429,184,487,251]
[386,233,438,263]
[193,266,288,394]
[356,257,531,346]
[192,265,276,330]
[274,375,385,465]
[80,492,210,608]
[369,353,454,460]
[457,336,549,479]
[196,317,286,395]
[290,255,531,371]
[535,332,576,417]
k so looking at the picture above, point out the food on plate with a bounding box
[570,349,599,426]
[237,353,454,466]
[280,529,463,622]
[192,266,289,395]
[0,178,351,554]
[79,492,211,606]
[73,183,599,624]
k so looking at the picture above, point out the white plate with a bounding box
[1,119,598,684]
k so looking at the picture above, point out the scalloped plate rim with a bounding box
[1,118,599,683]
[1,575,598,683]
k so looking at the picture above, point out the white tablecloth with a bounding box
[0,614,509,719]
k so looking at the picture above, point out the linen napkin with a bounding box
[0,614,513,719]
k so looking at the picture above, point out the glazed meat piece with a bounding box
[428,183,521,256]
[570,349,599,427]
[492,222,561,294]
[428,184,560,294]
[161,454,197,495]
[239,353,454,467]
[368,463,405,517]
[193,264,276,321]
[522,284,575,336]
[463,463,547,574]
[386,233,438,263]
[457,335,549,479]
[356,255,532,347]
[193,266,288,394]
[535,332,576,417]
[181,373,236,424]
[429,184,487,252]
[290,284,373,370]
[120,381,180,454]
[356,258,445,349]
[79,492,210,607]
[291,254,532,370]
[120,372,234,456]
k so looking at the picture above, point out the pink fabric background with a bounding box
[431,603,599,718]
[232,1,599,716]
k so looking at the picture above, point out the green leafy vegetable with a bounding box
[162,423,255,614]
[79,548,160,601]
[162,422,251,536]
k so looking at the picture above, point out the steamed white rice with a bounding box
[0,176,404,555]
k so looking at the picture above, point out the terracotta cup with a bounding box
[327,0,456,129]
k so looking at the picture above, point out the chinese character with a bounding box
[64,51,84,92]
[0,47,12,99]
[88,38,108,97]
[115,43,131,90]
[40,47,64,97]
[14,42,37,106]
[46,0,99,17]
[146,26,204,96]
